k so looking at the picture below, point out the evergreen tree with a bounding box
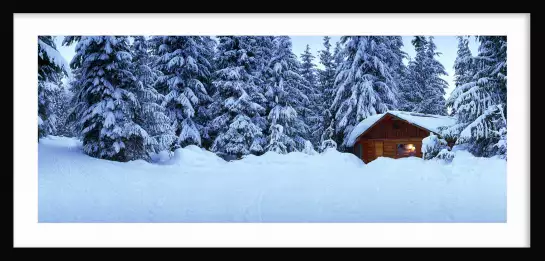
[401,36,428,112]
[387,36,408,110]
[418,37,448,115]
[452,36,474,88]
[319,125,337,152]
[64,36,152,161]
[194,36,218,149]
[252,36,275,84]
[405,36,449,115]
[207,36,266,158]
[149,36,213,148]
[316,36,337,151]
[442,36,507,158]
[264,36,311,153]
[50,83,73,137]
[38,36,69,139]
[300,44,317,88]
[333,41,344,68]
[299,44,320,147]
[247,36,275,140]
[326,40,345,148]
[131,36,176,153]
[447,36,474,115]
[330,36,402,149]
[65,69,83,137]
[318,37,336,94]
[397,62,416,112]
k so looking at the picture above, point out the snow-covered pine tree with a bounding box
[330,36,402,149]
[406,36,449,115]
[318,37,336,98]
[326,40,346,148]
[400,38,425,112]
[50,82,73,137]
[316,36,338,151]
[246,36,275,144]
[417,37,448,115]
[149,36,213,149]
[447,36,474,116]
[264,36,312,153]
[300,44,318,88]
[440,36,480,142]
[64,36,152,161]
[207,36,266,158]
[333,41,344,68]
[64,70,82,137]
[252,36,275,86]
[402,36,429,112]
[38,36,69,139]
[396,63,416,112]
[194,36,217,149]
[452,36,474,89]
[387,36,408,110]
[319,124,337,152]
[267,124,289,154]
[443,36,507,158]
[299,44,321,147]
[131,36,176,153]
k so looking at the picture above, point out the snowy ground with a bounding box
[38,136,506,222]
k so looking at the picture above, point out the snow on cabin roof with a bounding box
[345,113,386,147]
[345,111,456,147]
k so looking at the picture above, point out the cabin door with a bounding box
[374,141,383,158]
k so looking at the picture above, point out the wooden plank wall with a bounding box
[356,140,372,163]
[374,141,383,157]
[363,116,430,140]
[383,141,396,158]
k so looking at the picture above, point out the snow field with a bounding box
[39,136,506,222]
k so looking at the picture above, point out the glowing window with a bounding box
[397,144,416,157]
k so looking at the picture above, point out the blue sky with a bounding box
[54,36,479,99]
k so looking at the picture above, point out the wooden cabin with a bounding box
[346,111,456,163]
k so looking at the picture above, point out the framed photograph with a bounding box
[13,13,530,247]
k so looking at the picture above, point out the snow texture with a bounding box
[39,136,505,222]
[345,111,456,147]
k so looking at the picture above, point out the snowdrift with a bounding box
[38,136,506,222]
[161,145,227,167]
[235,148,364,168]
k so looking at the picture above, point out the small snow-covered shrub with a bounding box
[166,145,226,166]
[494,126,507,159]
[157,150,171,162]
[319,139,337,153]
[302,140,317,155]
[266,124,289,154]
[422,133,449,160]
[150,150,170,163]
[435,148,455,162]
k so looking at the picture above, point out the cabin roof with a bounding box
[345,111,456,147]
